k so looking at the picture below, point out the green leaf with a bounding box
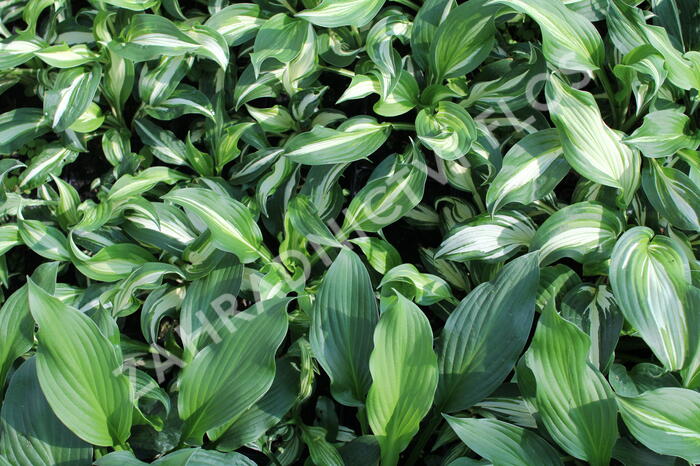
[367,293,438,466]
[310,249,379,406]
[530,202,625,266]
[0,35,44,70]
[34,44,99,68]
[546,74,640,207]
[436,211,536,263]
[27,280,133,447]
[618,388,700,463]
[445,416,563,466]
[624,109,700,157]
[486,129,567,213]
[43,65,102,132]
[610,227,692,371]
[0,357,92,466]
[177,298,289,445]
[437,253,540,412]
[284,116,391,165]
[416,101,476,160]
[642,159,700,232]
[163,187,268,264]
[522,304,618,465]
[296,0,386,28]
[214,357,298,451]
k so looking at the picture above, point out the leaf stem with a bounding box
[391,0,420,11]
[391,122,416,131]
[595,69,621,128]
[404,411,443,466]
[279,0,297,14]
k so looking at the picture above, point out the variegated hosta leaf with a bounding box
[251,14,308,75]
[379,263,453,308]
[610,227,692,371]
[642,159,700,232]
[546,74,641,207]
[624,109,700,158]
[367,293,438,466]
[410,0,454,71]
[493,0,604,72]
[530,201,625,266]
[341,145,426,234]
[521,303,618,465]
[138,55,191,106]
[0,35,45,69]
[34,44,99,68]
[617,388,700,463]
[416,101,476,160]
[0,108,49,155]
[43,65,102,132]
[204,4,264,46]
[284,116,391,165]
[435,211,536,263]
[163,188,268,264]
[430,0,498,81]
[296,0,386,28]
[109,14,200,62]
[486,129,567,213]
[366,15,411,98]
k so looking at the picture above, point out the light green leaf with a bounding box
[546,74,640,207]
[349,237,402,274]
[445,416,563,466]
[0,35,44,70]
[437,253,539,412]
[177,298,289,444]
[108,166,188,202]
[164,187,268,263]
[284,116,390,165]
[618,388,700,463]
[311,249,379,406]
[522,304,618,465]
[0,357,92,466]
[34,43,99,68]
[367,293,438,466]
[250,14,308,75]
[296,0,386,28]
[102,0,158,10]
[27,280,133,447]
[411,0,454,71]
[610,227,692,371]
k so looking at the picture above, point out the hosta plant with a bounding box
[1,0,700,465]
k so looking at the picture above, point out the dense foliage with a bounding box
[1,0,700,464]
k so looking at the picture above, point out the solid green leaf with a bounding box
[27,280,133,447]
[367,293,438,466]
[310,248,379,406]
[177,298,289,444]
[445,416,563,466]
[437,252,540,412]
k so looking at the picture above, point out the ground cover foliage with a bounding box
[0,0,700,464]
